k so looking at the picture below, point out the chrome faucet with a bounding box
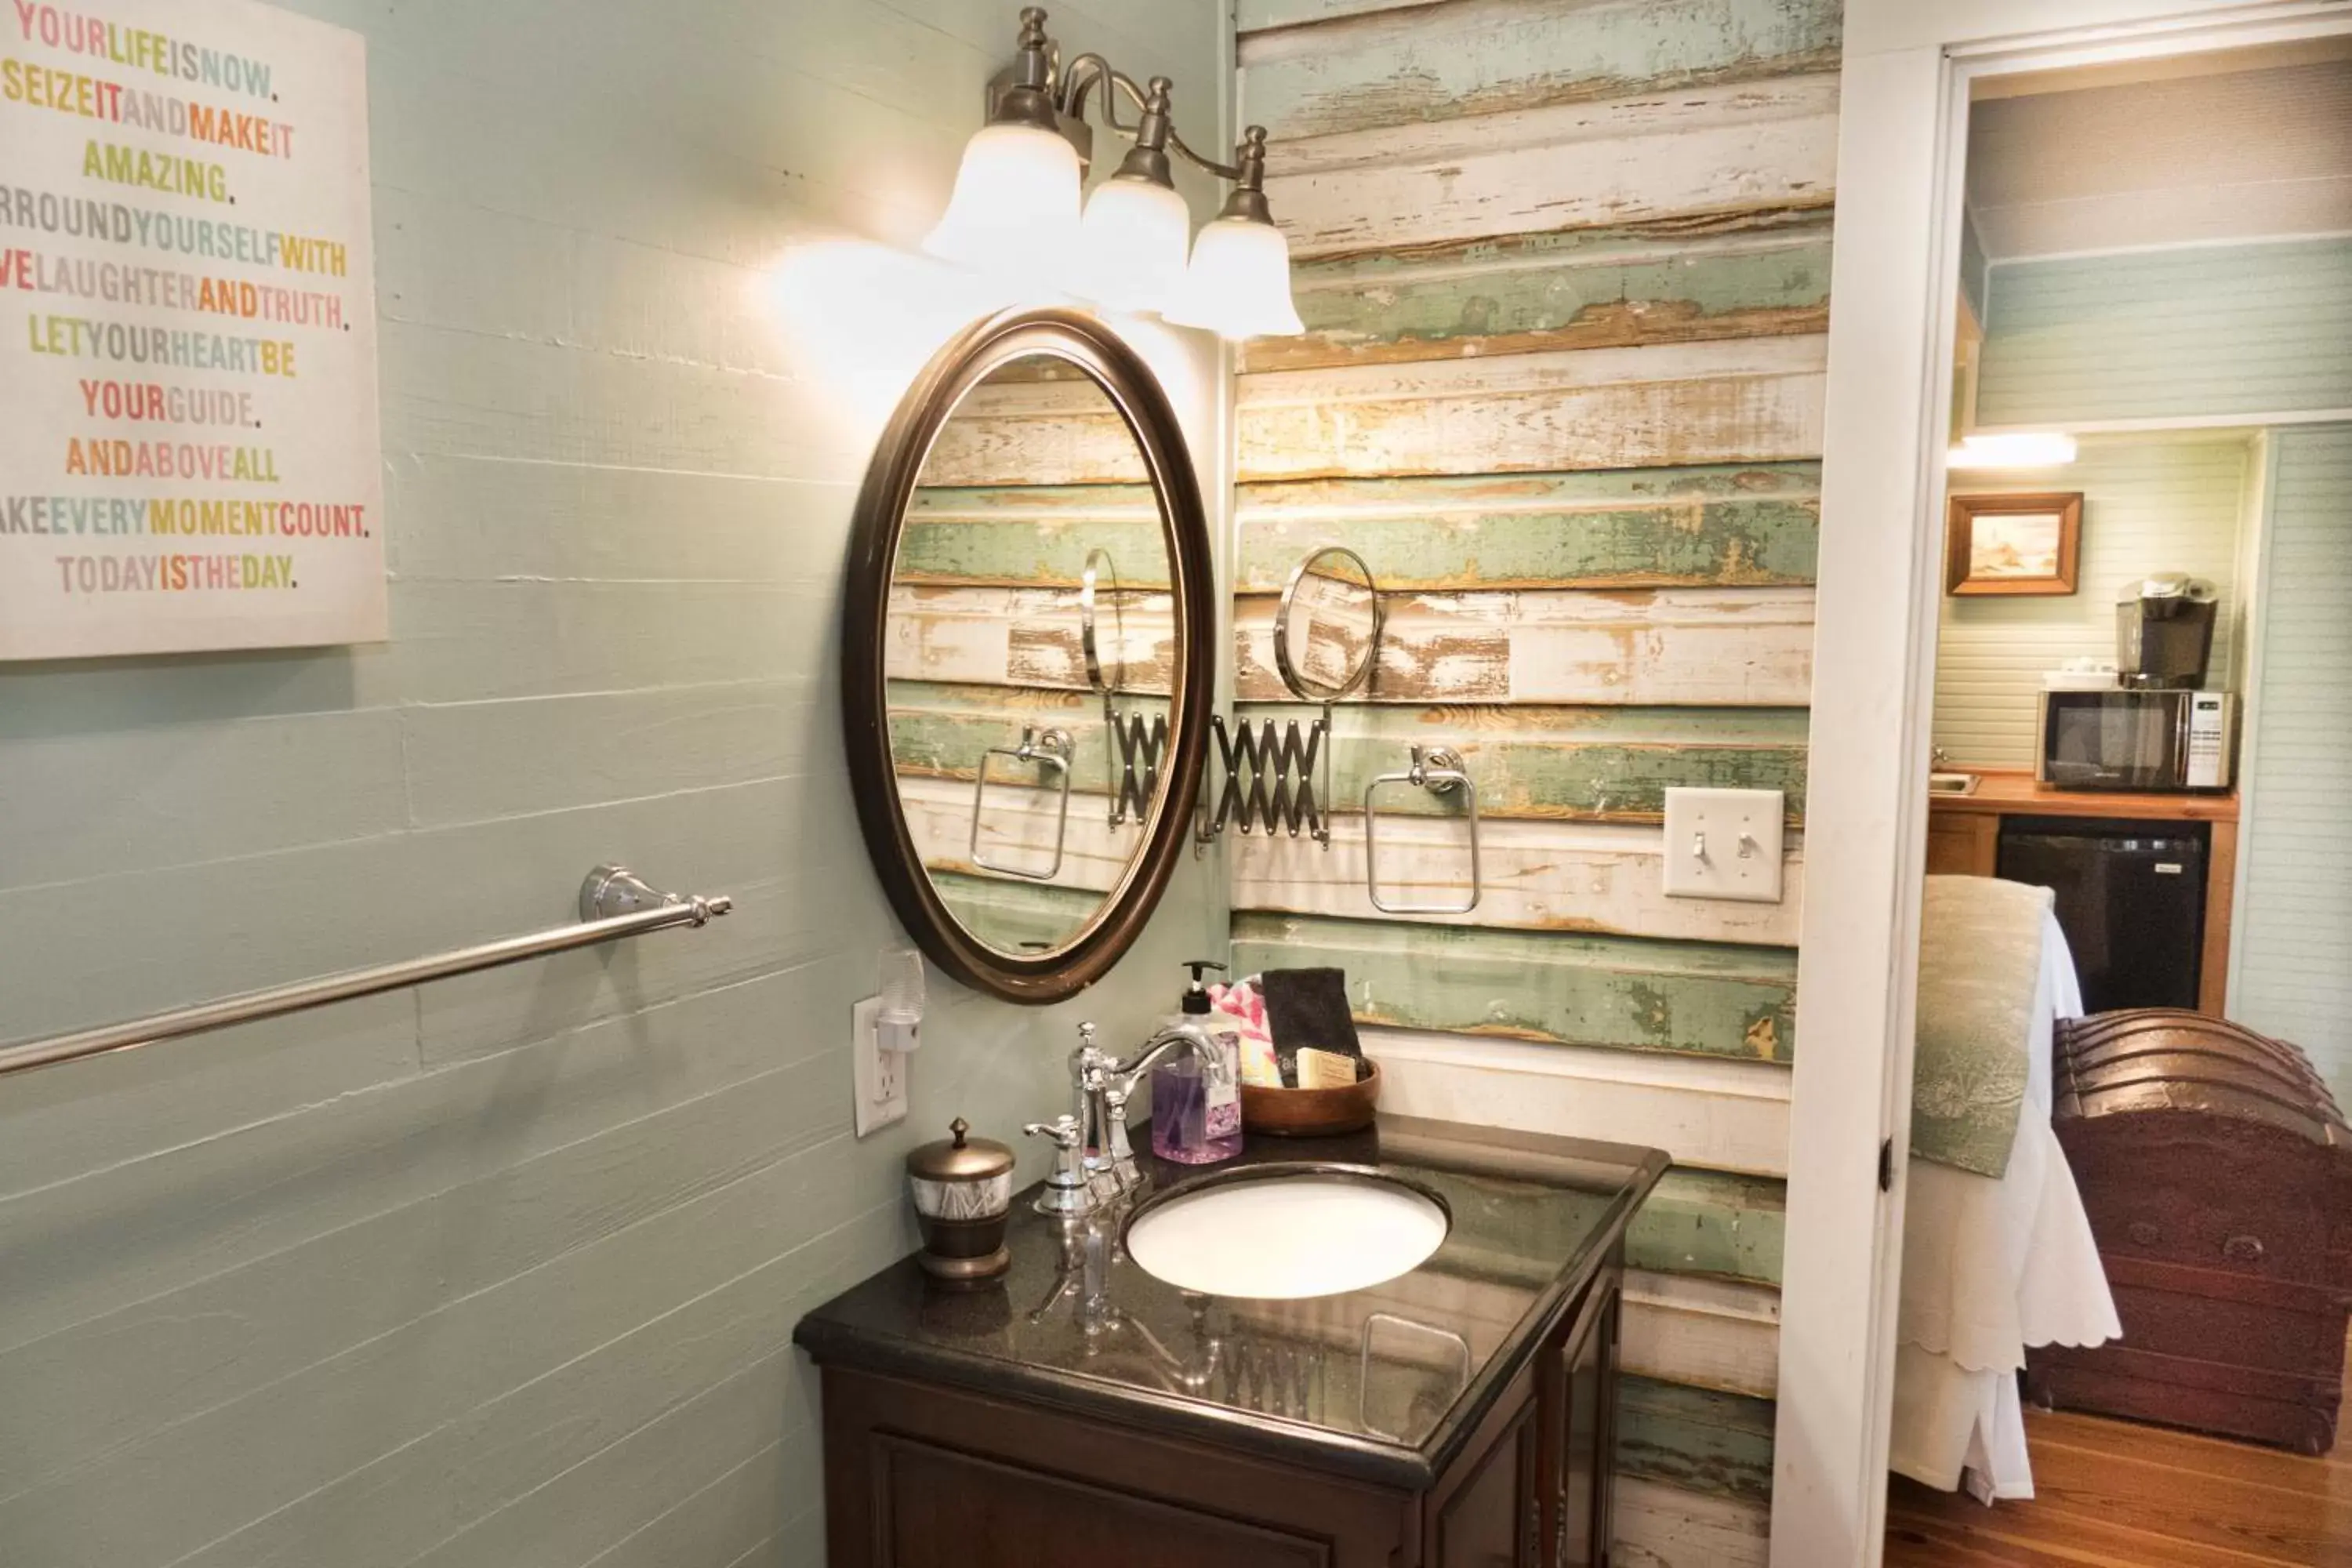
[1023,1019,1229,1218]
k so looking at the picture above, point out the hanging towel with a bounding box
[1260,966,1361,1087]
[1912,876,2052,1178]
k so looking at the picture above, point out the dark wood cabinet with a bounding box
[815,1256,1625,1568]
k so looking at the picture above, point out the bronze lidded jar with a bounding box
[906,1117,1015,1286]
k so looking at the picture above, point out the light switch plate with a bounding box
[1661,788,1785,903]
[851,996,908,1138]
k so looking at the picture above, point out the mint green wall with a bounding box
[1976,237,2352,427]
[1933,436,2249,768]
[1966,237,2352,1091]
[0,4,1227,1565]
[2235,426,2352,1091]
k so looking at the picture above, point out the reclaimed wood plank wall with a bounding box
[1231,1,1839,1555]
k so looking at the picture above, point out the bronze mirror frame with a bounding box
[840,307,1215,1004]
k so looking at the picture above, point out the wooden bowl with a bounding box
[1240,1058,1381,1138]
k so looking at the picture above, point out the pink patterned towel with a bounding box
[1210,977,1282,1086]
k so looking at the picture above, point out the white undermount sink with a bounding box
[1126,1171,1449,1300]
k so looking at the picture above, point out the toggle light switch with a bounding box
[1662,788,1785,902]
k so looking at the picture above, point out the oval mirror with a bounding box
[842,310,1213,1003]
[1275,545,1382,701]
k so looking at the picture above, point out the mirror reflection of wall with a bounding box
[882,352,1178,957]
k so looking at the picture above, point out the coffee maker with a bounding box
[2115,574,2217,689]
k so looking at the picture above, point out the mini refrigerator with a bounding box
[1995,816,2209,1013]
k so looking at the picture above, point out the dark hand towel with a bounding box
[1260,967,1363,1087]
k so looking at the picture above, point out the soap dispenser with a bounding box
[1152,960,1245,1164]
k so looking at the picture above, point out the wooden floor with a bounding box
[1885,1356,2352,1566]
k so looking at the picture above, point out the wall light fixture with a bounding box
[926,7,1303,339]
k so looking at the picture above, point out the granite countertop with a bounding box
[792,1113,1669,1488]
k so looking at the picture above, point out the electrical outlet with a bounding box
[851,996,908,1137]
[1661,787,1785,903]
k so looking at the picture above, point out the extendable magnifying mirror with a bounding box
[1080,546,1124,699]
[1200,545,1386,851]
[1273,545,1382,703]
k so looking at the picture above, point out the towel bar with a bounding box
[0,865,732,1081]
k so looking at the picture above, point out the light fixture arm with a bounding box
[1025,16,1262,188]
[1059,53,1152,137]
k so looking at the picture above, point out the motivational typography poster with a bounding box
[0,0,383,659]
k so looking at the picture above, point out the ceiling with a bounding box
[1965,40,2352,262]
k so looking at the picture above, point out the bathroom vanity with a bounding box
[794,1115,1668,1568]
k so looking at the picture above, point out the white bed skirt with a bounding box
[1892,913,2122,1501]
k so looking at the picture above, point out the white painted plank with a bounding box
[1236,337,1829,480]
[1266,75,1840,257]
[897,774,1145,895]
[1232,816,1804,946]
[1236,585,1816,705]
[1613,1475,1771,1568]
[1622,1269,1782,1398]
[916,376,1150,487]
[1363,1025,1792,1177]
[884,583,1178,692]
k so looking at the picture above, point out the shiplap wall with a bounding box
[1932,436,2250,768]
[1964,242,2352,1095]
[1232,2,1841,1559]
[0,4,1225,1566]
[2236,426,2352,1091]
[1976,236,2352,427]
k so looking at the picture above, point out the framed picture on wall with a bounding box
[1945,492,2083,596]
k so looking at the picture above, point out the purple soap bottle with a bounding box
[1151,960,1244,1164]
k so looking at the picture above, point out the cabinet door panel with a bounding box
[877,1434,1330,1568]
[1556,1293,1617,1567]
[1434,1399,1537,1568]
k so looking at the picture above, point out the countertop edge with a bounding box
[1928,768,2239,822]
[793,1314,1446,1488]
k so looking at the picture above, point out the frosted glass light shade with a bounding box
[924,124,1083,279]
[1166,215,1303,339]
[1077,176,1192,314]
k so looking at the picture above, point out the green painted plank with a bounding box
[885,691,1164,791]
[1239,0,1842,141]
[1230,913,1796,1062]
[899,485,1171,587]
[1229,704,1809,824]
[1614,1374,1777,1503]
[931,871,1102,954]
[1236,464,1821,591]
[1240,220,1835,374]
[1628,1170,1787,1286]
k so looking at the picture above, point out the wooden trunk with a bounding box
[2026,1010,2352,1454]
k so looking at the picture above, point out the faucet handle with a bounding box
[1024,1113,1082,1150]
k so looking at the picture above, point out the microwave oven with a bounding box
[2036,688,2234,791]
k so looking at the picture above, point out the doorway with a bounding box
[1777,5,2352,1563]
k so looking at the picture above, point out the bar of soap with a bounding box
[1294,1047,1358,1091]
